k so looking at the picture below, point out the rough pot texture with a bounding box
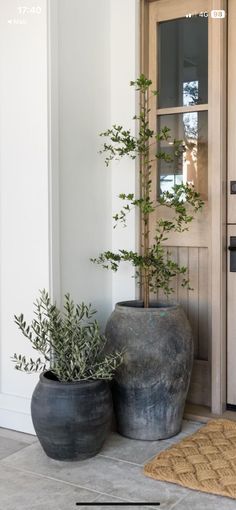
[105,301,193,440]
[31,371,112,461]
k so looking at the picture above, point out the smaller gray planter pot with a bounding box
[31,371,112,461]
[105,301,193,440]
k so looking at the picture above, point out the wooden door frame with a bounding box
[209,0,227,415]
[227,0,236,405]
[140,0,227,415]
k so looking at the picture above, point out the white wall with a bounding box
[0,0,139,433]
[57,0,112,328]
[0,0,50,433]
[110,0,139,307]
[58,0,139,321]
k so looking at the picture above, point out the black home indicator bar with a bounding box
[76,503,160,507]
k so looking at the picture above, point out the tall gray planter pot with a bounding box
[105,301,193,440]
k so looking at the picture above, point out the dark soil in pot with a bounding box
[31,371,112,461]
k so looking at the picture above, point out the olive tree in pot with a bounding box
[92,75,204,441]
[12,290,123,461]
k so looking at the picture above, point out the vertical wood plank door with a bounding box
[146,0,222,408]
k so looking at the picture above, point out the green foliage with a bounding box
[92,75,204,306]
[12,290,123,382]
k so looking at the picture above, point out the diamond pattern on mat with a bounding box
[144,419,236,499]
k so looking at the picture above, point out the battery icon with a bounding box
[211,9,226,18]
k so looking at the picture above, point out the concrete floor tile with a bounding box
[0,435,30,460]
[100,421,203,465]
[86,493,162,510]
[0,427,36,444]
[0,463,97,510]
[99,433,171,465]
[173,490,236,509]
[0,421,208,510]
[2,442,188,509]
[164,420,203,445]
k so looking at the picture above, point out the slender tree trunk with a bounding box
[141,89,150,308]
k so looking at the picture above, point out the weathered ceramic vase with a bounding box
[105,301,193,440]
[31,371,112,460]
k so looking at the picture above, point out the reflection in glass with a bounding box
[158,17,208,108]
[157,112,208,199]
[183,81,199,106]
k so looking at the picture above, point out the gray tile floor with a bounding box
[1,421,236,510]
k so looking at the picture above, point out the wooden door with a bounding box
[146,0,227,408]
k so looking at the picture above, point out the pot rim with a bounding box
[115,300,180,312]
[39,371,108,387]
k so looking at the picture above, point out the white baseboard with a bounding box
[0,394,36,434]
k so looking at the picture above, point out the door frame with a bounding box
[227,0,236,406]
[140,0,227,415]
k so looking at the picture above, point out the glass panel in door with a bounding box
[157,111,208,199]
[158,16,208,108]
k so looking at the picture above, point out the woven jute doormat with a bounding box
[144,419,236,499]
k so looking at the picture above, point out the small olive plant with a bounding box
[12,290,123,382]
[91,75,204,307]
